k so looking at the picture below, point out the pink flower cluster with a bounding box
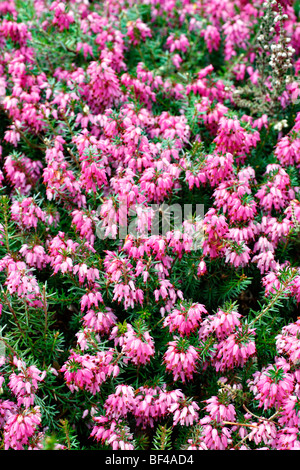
[0,356,46,450]
[90,384,199,446]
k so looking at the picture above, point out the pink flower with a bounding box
[172,54,183,69]
[163,337,199,382]
[214,116,259,159]
[201,208,229,258]
[222,15,250,61]
[197,260,207,276]
[212,330,256,372]
[252,251,277,274]
[19,244,50,269]
[76,42,93,59]
[278,395,300,428]
[121,323,155,366]
[79,146,108,194]
[247,420,277,446]
[60,349,120,394]
[0,19,31,45]
[0,399,18,428]
[198,307,242,341]
[275,134,300,168]
[169,398,199,426]
[274,427,300,450]
[112,282,144,310]
[199,416,232,450]
[104,385,135,419]
[204,395,236,423]
[0,258,41,305]
[256,166,294,214]
[90,416,135,450]
[48,232,80,275]
[133,385,164,428]
[11,197,46,229]
[8,360,46,408]
[224,241,251,268]
[80,59,122,114]
[276,319,300,365]
[4,154,43,194]
[201,25,221,53]
[166,34,190,53]
[163,302,207,337]
[82,307,117,336]
[3,406,42,450]
[248,362,294,410]
[80,290,104,311]
[127,19,152,46]
[50,1,74,31]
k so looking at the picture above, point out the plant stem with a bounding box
[249,268,297,327]
[1,290,27,338]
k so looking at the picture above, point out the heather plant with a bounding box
[1,0,300,451]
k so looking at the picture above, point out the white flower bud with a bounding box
[274,121,283,131]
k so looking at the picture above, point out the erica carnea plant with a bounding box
[1,0,300,451]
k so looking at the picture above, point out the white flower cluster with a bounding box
[256,0,294,96]
[269,41,295,71]
[273,119,288,131]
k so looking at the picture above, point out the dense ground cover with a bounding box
[1,0,300,450]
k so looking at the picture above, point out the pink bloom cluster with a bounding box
[0,356,46,450]
[198,306,256,372]
[90,384,199,445]
[60,348,120,394]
